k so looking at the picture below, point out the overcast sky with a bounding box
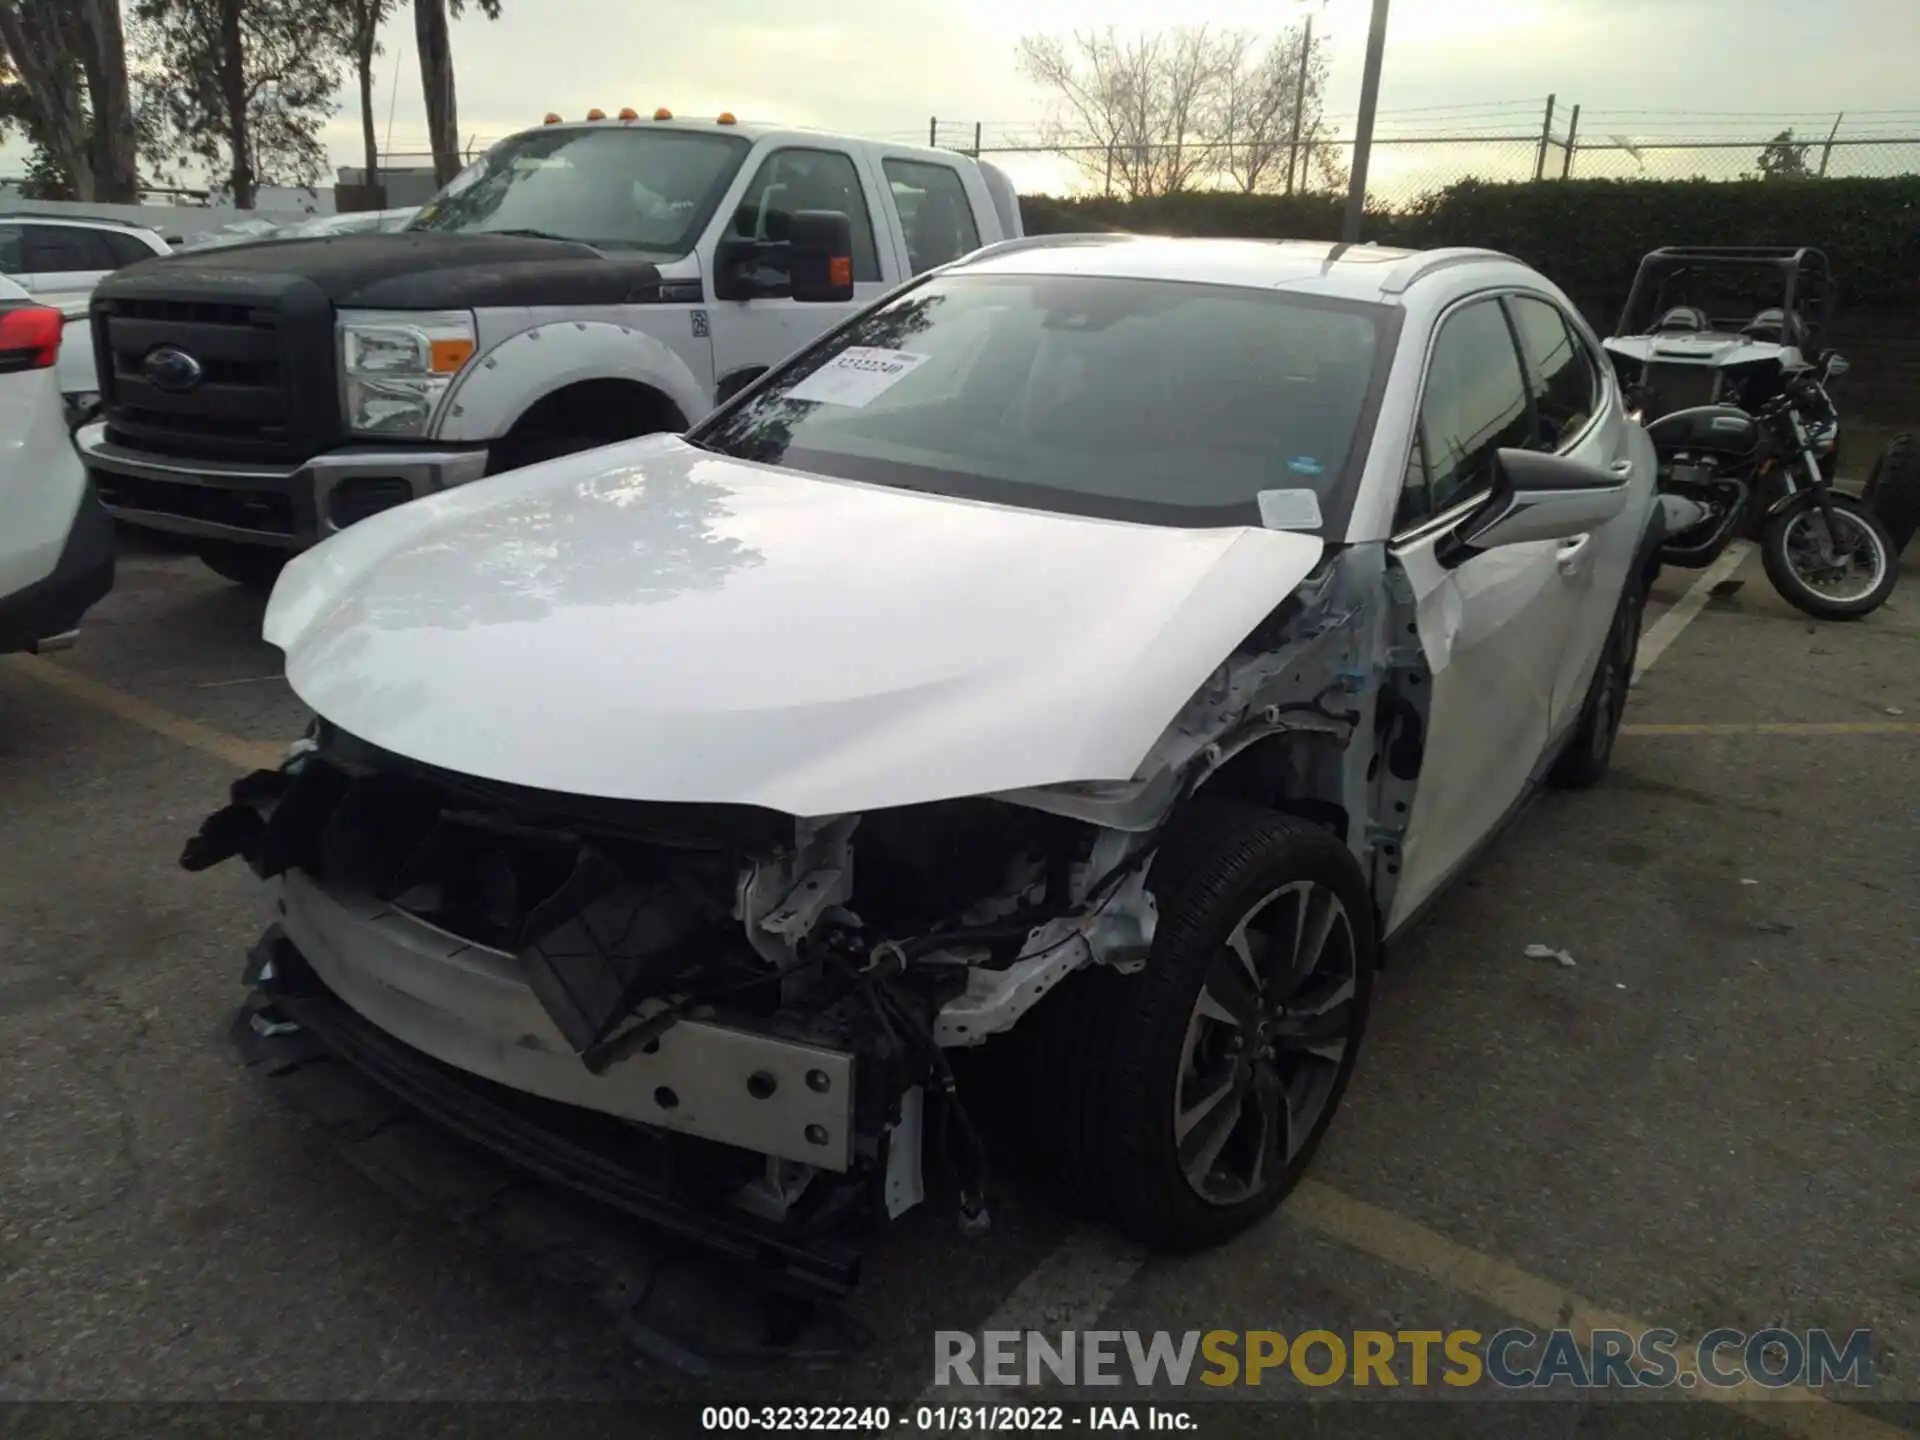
[7,0,1919,199]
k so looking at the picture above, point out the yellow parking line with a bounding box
[1625,721,1920,736]
[1,654,287,771]
[1289,1182,1901,1438]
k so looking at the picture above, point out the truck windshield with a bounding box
[409,127,750,256]
[692,272,1393,536]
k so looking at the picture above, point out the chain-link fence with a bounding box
[924,106,1920,209]
[376,109,1920,213]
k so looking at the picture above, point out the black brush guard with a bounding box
[233,925,872,1373]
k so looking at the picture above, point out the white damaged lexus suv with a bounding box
[184,236,1662,1336]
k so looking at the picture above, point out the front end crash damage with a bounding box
[183,547,1429,1352]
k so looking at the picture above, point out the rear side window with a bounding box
[885,159,980,274]
[1508,294,1601,451]
[0,224,21,273]
[1404,298,1532,525]
[23,224,113,274]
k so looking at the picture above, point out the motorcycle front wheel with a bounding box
[1760,493,1898,620]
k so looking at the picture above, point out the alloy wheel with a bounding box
[1173,880,1359,1207]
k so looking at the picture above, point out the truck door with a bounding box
[707,147,889,401]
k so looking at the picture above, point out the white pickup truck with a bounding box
[77,113,1023,587]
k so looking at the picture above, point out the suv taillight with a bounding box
[0,303,63,374]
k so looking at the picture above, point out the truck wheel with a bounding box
[197,542,288,593]
[1028,803,1376,1251]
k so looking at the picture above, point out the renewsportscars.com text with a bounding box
[932,1327,1875,1390]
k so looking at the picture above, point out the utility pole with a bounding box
[1342,0,1390,243]
[1560,103,1580,179]
[929,115,938,147]
[1285,13,1312,196]
[1818,112,1844,176]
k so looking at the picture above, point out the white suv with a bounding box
[0,277,115,654]
[190,238,1664,1292]
[0,213,170,294]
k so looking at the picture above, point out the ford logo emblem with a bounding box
[143,345,204,394]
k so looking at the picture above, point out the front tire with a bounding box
[1029,804,1376,1252]
[1760,493,1897,620]
[197,541,288,592]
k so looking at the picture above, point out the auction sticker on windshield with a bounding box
[786,347,931,407]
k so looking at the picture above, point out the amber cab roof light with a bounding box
[654,107,673,121]
[585,107,606,121]
[542,112,562,124]
[618,107,639,121]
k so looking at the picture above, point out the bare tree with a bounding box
[1021,23,1336,200]
[1019,26,1231,200]
[1206,22,1332,195]
[415,0,500,187]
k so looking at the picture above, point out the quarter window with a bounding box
[1406,298,1533,524]
[1508,295,1600,451]
[727,148,880,284]
[102,231,158,267]
[884,159,980,274]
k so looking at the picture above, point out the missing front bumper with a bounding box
[232,929,873,1372]
[275,867,860,1170]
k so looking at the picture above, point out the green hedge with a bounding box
[1020,177,1920,311]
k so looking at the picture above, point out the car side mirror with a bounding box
[1821,351,1850,381]
[1438,448,1631,569]
[788,209,855,303]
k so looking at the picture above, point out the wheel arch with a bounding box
[1189,730,1354,843]
[714,366,770,407]
[435,320,706,445]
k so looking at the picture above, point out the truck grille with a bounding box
[93,295,325,463]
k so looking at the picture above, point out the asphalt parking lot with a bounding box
[1,527,1916,1435]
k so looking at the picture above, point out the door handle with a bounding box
[1556,533,1594,573]
[1607,458,1635,477]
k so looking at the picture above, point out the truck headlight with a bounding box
[337,309,476,438]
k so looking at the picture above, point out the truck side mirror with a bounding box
[789,210,855,304]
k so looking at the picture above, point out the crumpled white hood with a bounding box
[266,435,1325,816]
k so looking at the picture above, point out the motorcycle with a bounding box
[1634,357,1899,621]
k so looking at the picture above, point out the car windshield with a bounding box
[408,127,750,256]
[693,272,1391,533]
